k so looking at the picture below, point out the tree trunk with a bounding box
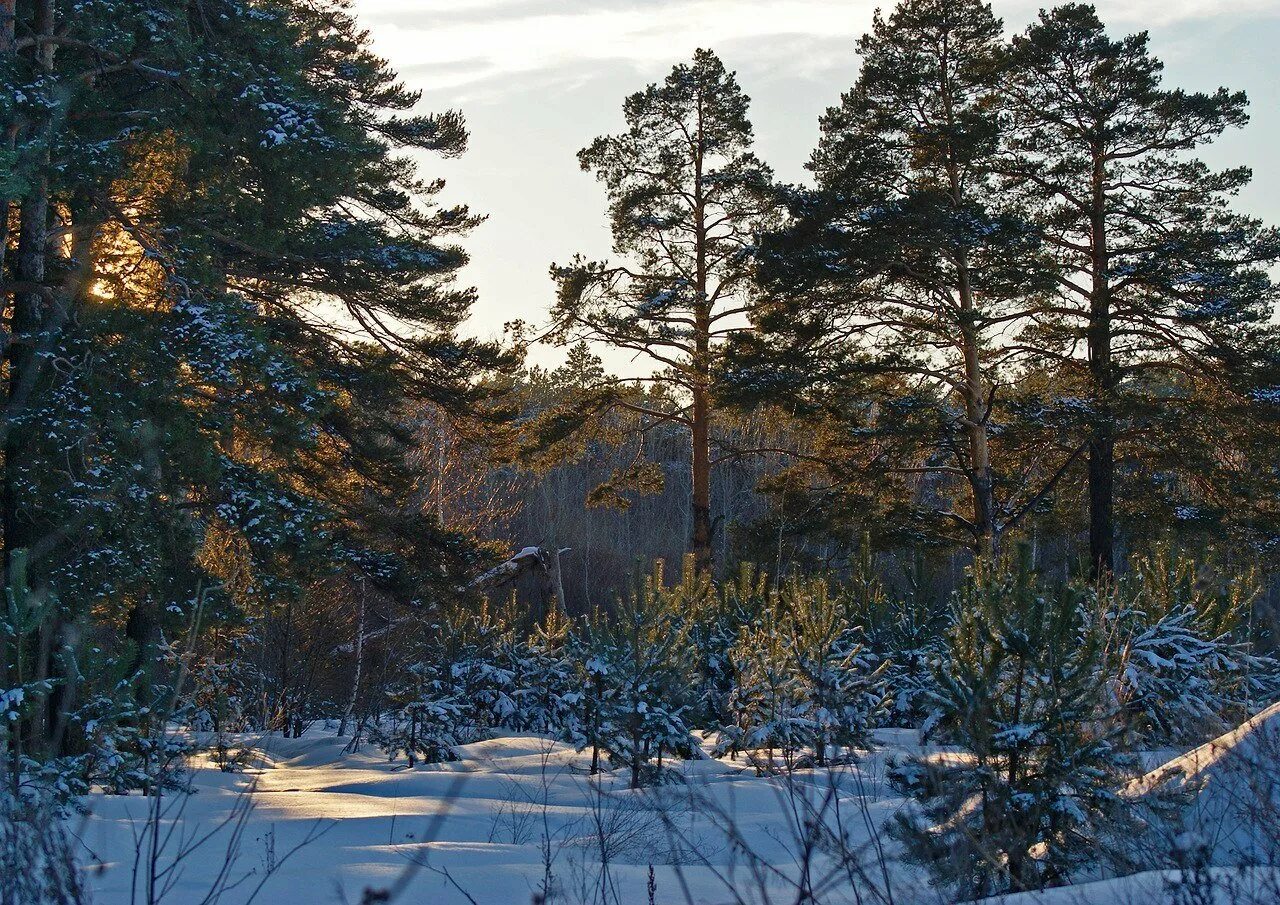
[690,383,712,575]
[337,579,366,738]
[0,0,15,332]
[0,0,14,64]
[630,727,642,789]
[3,0,53,535]
[1087,148,1114,578]
[3,180,48,579]
[534,544,567,618]
[1087,425,1114,577]
[938,41,996,558]
[4,1,56,759]
[689,96,713,575]
[958,266,995,558]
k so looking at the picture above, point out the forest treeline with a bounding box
[485,2,1280,611]
[2,0,1280,898]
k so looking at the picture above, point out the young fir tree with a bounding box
[1105,549,1280,745]
[549,49,781,574]
[738,0,1055,556]
[845,542,948,730]
[686,561,769,730]
[513,608,578,736]
[999,3,1280,575]
[584,561,700,788]
[779,577,886,766]
[890,550,1147,897]
[717,576,886,769]
[565,619,614,777]
[376,660,466,767]
[719,604,810,771]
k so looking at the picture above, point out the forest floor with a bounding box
[67,723,1279,905]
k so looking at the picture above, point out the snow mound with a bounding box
[1129,699,1280,865]
[979,866,1280,905]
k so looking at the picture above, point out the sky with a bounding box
[351,0,1280,368]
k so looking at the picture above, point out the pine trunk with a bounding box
[338,580,366,738]
[690,383,712,575]
[1087,148,1114,578]
[0,0,14,320]
[939,42,996,558]
[689,98,713,575]
[630,726,642,789]
[4,0,54,575]
[5,16,53,748]
[3,190,47,577]
[958,267,995,558]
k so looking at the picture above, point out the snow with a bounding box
[67,710,1280,904]
[73,728,925,905]
[983,867,1280,905]
[1126,699,1280,866]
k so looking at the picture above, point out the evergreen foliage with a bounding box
[1001,3,1280,572]
[2,0,513,786]
[1105,550,1280,745]
[547,49,782,572]
[890,549,1148,896]
[743,0,1053,555]
[2,3,1278,894]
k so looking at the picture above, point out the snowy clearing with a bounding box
[63,722,1278,905]
[71,728,924,905]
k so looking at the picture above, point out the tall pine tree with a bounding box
[738,0,1057,556]
[1000,3,1280,575]
[550,49,780,574]
[1,0,513,761]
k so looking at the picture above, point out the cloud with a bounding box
[356,0,876,98]
[356,0,1279,100]
[351,0,1279,346]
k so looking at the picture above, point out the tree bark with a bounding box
[3,0,57,759]
[3,0,54,575]
[3,170,47,577]
[939,32,996,558]
[337,579,366,738]
[690,383,712,575]
[536,543,567,617]
[0,0,16,331]
[958,261,995,557]
[1087,147,1114,578]
[689,91,713,575]
[0,0,21,780]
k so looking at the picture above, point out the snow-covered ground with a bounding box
[66,721,1280,905]
[70,729,921,905]
[1126,700,1280,866]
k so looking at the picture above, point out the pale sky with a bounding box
[352,0,1280,368]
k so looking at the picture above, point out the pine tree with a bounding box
[686,562,769,730]
[375,660,466,767]
[846,544,948,730]
[739,0,1055,556]
[1000,3,1280,575]
[565,621,614,777]
[581,562,700,788]
[779,577,886,766]
[2,0,515,769]
[719,606,810,771]
[515,608,578,736]
[890,550,1146,896]
[1105,549,1280,745]
[549,49,781,574]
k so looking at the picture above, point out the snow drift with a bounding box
[1129,699,1280,866]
